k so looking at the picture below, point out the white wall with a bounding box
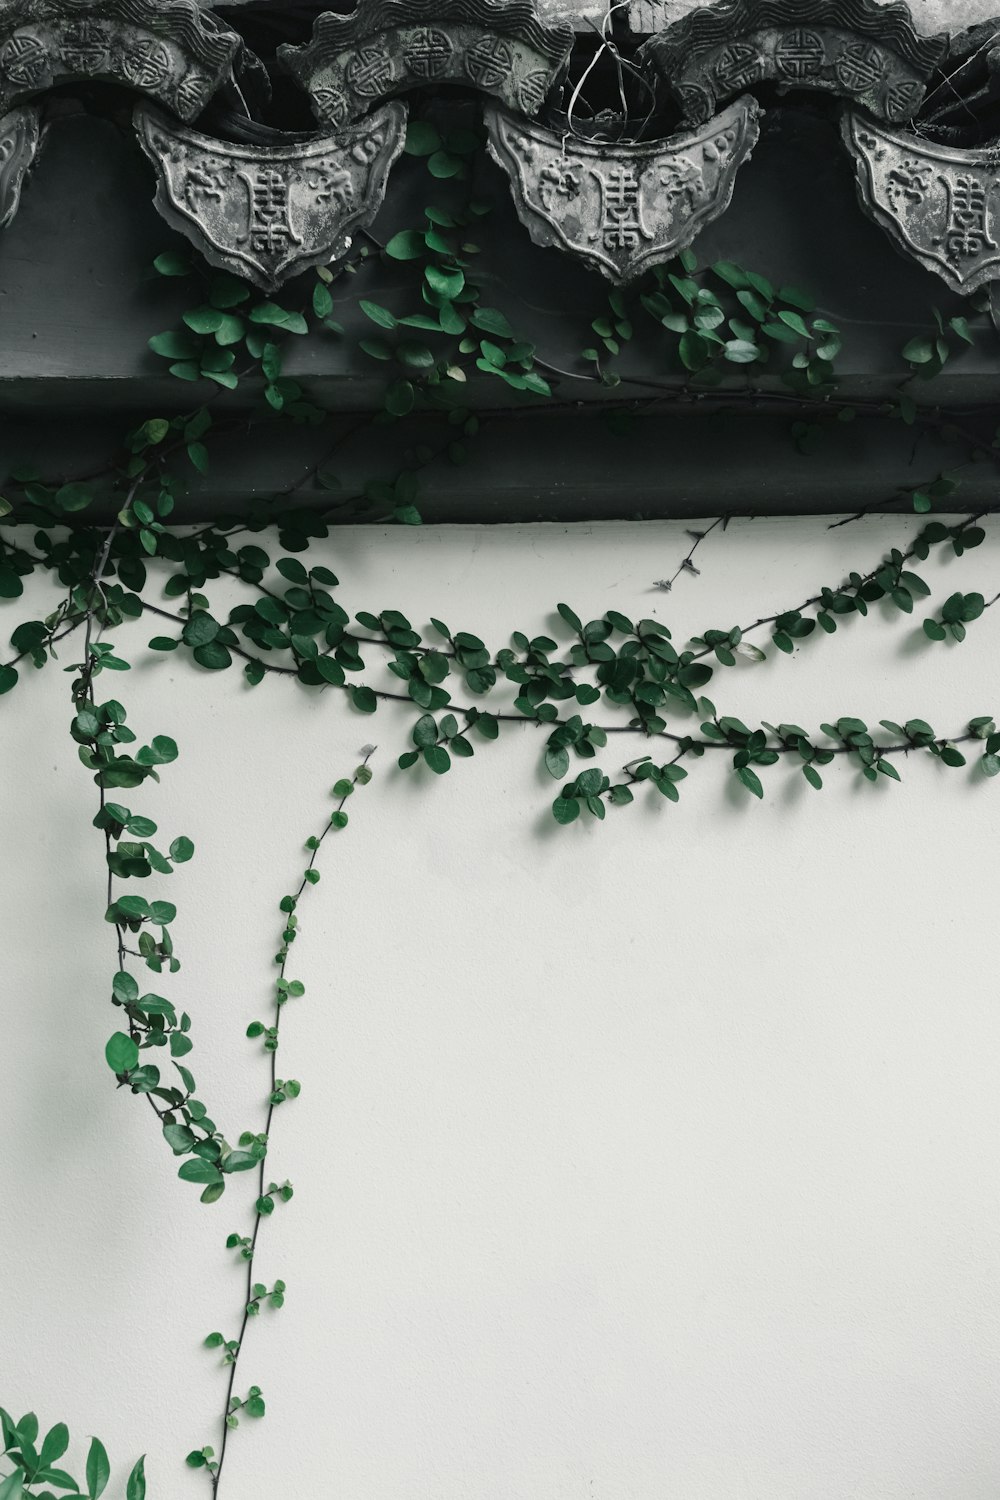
[4,516,1000,1500]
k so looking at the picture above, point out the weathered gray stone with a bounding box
[133,100,408,290]
[843,109,1000,294]
[639,0,946,124]
[207,0,611,31]
[0,0,244,121]
[484,95,759,281]
[628,0,1000,36]
[536,0,609,27]
[0,103,40,229]
[278,0,574,126]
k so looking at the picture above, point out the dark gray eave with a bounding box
[0,102,997,522]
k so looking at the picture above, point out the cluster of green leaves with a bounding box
[902,307,974,380]
[636,253,841,389]
[148,253,324,421]
[923,590,987,642]
[69,679,259,1201]
[691,519,987,662]
[0,1412,144,1500]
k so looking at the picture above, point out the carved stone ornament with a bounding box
[843,109,1000,295]
[278,0,573,128]
[0,0,244,122]
[133,101,408,292]
[0,101,40,228]
[639,0,947,126]
[484,96,759,283]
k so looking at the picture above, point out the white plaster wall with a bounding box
[3,516,1000,1500]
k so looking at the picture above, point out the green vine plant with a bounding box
[4,116,1000,1496]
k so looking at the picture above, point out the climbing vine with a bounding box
[3,117,1000,1497]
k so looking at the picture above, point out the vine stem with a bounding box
[210,748,376,1499]
[137,599,989,757]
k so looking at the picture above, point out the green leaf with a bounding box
[178,1158,224,1185]
[352,685,377,714]
[56,481,94,512]
[545,746,570,779]
[249,303,308,335]
[737,766,764,799]
[803,764,823,791]
[412,714,437,748]
[136,735,178,765]
[183,306,225,335]
[0,1471,24,1500]
[39,1424,69,1469]
[86,1438,110,1500]
[154,251,191,277]
[404,120,441,156]
[0,665,18,694]
[777,309,810,339]
[423,744,451,774]
[472,307,514,339]
[385,380,415,417]
[724,339,760,363]
[398,341,435,370]
[170,835,194,863]
[125,1455,146,1500]
[193,641,233,671]
[163,1123,196,1154]
[312,282,333,319]
[425,265,464,300]
[106,1031,139,1073]
[552,795,580,825]
[181,611,219,648]
[385,231,425,261]
[360,300,397,330]
[149,331,198,360]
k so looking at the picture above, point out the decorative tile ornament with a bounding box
[0,102,40,228]
[843,109,1000,295]
[278,0,573,128]
[484,95,759,283]
[0,0,243,121]
[639,0,946,125]
[133,101,408,291]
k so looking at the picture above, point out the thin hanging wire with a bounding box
[563,0,659,146]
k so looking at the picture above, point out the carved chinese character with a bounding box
[939,173,997,264]
[485,95,759,283]
[713,41,764,92]
[464,34,514,90]
[58,21,108,74]
[345,44,395,98]
[404,27,453,79]
[774,29,824,80]
[844,110,1000,295]
[0,33,49,89]
[835,40,884,94]
[593,162,650,251]
[121,36,171,91]
[134,100,408,292]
